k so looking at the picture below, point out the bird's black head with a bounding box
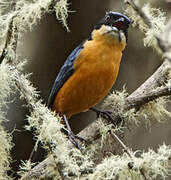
[94,11,131,42]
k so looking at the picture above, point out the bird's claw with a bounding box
[68,132,86,149]
[90,107,116,124]
[63,115,86,149]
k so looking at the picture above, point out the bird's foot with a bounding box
[68,132,85,149]
[63,115,86,149]
[90,107,116,124]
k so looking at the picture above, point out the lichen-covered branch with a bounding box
[127,83,171,109]
[0,16,17,63]
[0,3,17,180]
[21,143,171,180]
[0,63,14,180]
[125,0,152,28]
[10,65,94,179]
[125,0,167,53]
[126,60,171,110]
[88,144,171,180]
[157,19,171,57]
[20,156,56,180]
[0,0,70,54]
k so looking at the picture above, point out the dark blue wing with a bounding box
[47,42,84,107]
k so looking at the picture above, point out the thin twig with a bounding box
[110,131,132,158]
[110,130,149,180]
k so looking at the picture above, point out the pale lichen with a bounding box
[0,0,70,51]
[125,1,166,54]
[55,0,70,31]
[15,0,70,31]
[18,160,33,178]
[97,118,125,148]
[142,4,166,49]
[89,144,171,180]
[137,96,171,126]
[102,89,138,125]
[0,128,12,180]
[0,62,15,179]
[102,86,171,127]
[102,88,128,117]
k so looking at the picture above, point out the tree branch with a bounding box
[126,59,171,110]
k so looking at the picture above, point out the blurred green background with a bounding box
[5,0,171,176]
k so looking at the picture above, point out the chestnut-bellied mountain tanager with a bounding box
[47,11,130,146]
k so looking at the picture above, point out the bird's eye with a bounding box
[105,15,110,22]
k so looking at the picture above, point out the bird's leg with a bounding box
[63,115,85,149]
[90,107,119,125]
[28,115,86,161]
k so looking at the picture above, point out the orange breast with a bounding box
[52,34,124,118]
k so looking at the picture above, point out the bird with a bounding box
[47,11,131,147]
